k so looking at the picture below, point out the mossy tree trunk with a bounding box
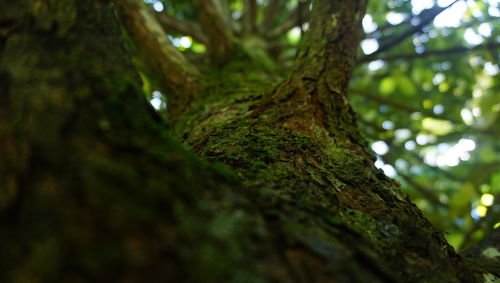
[0,1,497,283]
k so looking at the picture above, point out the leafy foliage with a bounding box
[350,0,500,250]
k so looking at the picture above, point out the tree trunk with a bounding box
[0,1,497,283]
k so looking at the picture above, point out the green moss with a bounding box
[196,120,311,182]
[172,63,281,138]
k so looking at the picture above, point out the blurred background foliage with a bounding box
[351,0,499,251]
[142,0,499,251]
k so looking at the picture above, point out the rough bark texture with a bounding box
[0,1,498,283]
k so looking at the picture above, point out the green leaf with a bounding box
[397,75,417,96]
[379,77,396,96]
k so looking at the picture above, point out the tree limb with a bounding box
[399,171,448,208]
[195,0,234,56]
[116,0,200,117]
[154,11,208,45]
[359,0,461,62]
[380,154,448,208]
[357,115,387,133]
[461,227,500,276]
[459,192,500,250]
[349,88,461,123]
[365,15,482,40]
[262,0,286,31]
[358,42,500,64]
[266,1,311,39]
[360,127,465,183]
[243,0,259,33]
[259,0,369,137]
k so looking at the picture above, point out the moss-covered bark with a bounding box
[0,0,498,282]
[0,1,259,282]
[174,69,478,283]
[115,0,199,120]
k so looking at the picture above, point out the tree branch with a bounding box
[358,42,500,64]
[259,0,369,137]
[461,226,500,276]
[116,0,200,117]
[195,0,234,56]
[365,15,482,40]
[361,130,447,208]
[154,11,208,45]
[360,126,465,183]
[400,173,448,208]
[359,0,461,62]
[243,0,259,33]
[357,116,387,133]
[266,1,310,39]
[262,0,286,31]
[349,88,461,123]
[387,163,448,208]
[460,196,499,252]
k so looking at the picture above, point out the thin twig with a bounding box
[349,88,461,123]
[358,42,500,64]
[359,0,461,62]
[399,170,448,208]
[195,0,234,55]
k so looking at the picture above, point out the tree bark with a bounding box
[263,0,287,31]
[0,0,497,282]
[115,0,200,119]
[154,11,208,46]
[243,0,259,33]
[195,0,234,57]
